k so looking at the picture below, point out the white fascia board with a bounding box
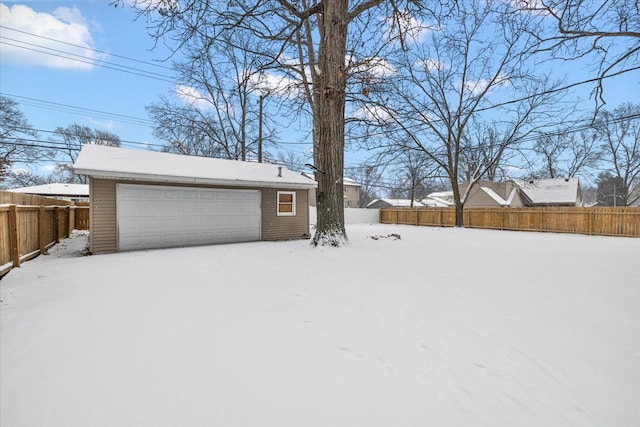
[481,187,517,206]
[75,169,318,189]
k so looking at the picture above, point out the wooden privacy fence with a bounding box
[0,191,90,276]
[380,207,640,237]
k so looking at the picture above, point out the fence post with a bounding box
[53,206,60,243]
[69,207,74,236]
[9,205,20,268]
[439,209,444,227]
[39,206,46,254]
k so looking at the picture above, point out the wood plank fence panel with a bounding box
[75,207,90,230]
[0,207,10,267]
[19,207,40,257]
[380,207,640,237]
[0,191,73,206]
[0,203,90,277]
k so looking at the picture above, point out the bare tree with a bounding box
[519,0,640,111]
[53,124,120,183]
[2,170,51,189]
[389,149,438,206]
[117,0,431,246]
[528,128,602,179]
[459,122,521,182]
[148,95,245,159]
[594,103,640,206]
[274,150,311,172]
[365,1,562,226]
[0,96,40,183]
[149,31,277,161]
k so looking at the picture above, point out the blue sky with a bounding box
[1,1,178,160]
[1,1,639,182]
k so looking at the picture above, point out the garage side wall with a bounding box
[89,178,118,254]
[261,188,310,241]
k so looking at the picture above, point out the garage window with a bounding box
[277,191,296,216]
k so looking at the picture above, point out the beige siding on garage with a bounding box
[89,178,117,254]
[261,188,310,240]
[89,179,311,253]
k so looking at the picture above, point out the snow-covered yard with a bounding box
[1,225,639,427]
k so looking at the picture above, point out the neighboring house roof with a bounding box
[343,177,362,187]
[423,191,454,207]
[74,145,317,189]
[515,177,582,206]
[366,198,425,208]
[301,172,361,187]
[8,183,89,196]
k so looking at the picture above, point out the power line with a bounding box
[0,25,174,71]
[0,38,176,83]
[3,135,166,151]
[1,93,154,127]
[345,65,640,142]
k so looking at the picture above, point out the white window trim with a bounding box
[277,191,296,216]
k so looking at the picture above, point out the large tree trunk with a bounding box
[311,0,349,246]
[451,181,464,227]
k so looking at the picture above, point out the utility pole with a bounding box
[258,93,267,163]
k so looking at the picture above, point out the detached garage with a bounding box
[73,145,317,253]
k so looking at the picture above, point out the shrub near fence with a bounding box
[0,192,90,276]
[380,207,640,237]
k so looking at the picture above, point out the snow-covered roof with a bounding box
[343,177,361,187]
[421,197,451,207]
[423,191,454,207]
[515,177,580,205]
[367,198,425,208]
[301,172,361,187]
[8,183,89,196]
[73,145,317,189]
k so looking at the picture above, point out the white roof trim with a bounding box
[481,187,518,206]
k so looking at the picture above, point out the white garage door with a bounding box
[117,184,261,251]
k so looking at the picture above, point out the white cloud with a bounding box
[348,104,392,124]
[175,85,213,110]
[40,164,58,172]
[349,56,396,79]
[385,11,433,45]
[249,72,302,100]
[87,118,116,130]
[462,74,511,96]
[0,4,101,70]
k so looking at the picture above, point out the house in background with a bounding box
[366,198,425,208]
[458,180,525,207]
[8,183,90,202]
[515,177,583,207]
[457,177,583,208]
[302,173,362,208]
[629,185,640,207]
[73,145,317,254]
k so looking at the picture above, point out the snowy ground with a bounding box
[1,225,639,427]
